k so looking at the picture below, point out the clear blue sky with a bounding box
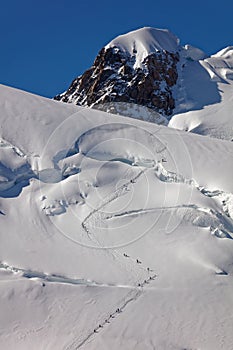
[1,0,233,98]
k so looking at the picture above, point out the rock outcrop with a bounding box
[54,28,180,116]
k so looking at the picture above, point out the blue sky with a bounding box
[1,0,233,98]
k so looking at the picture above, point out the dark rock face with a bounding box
[54,46,179,116]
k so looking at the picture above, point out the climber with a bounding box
[136,259,142,264]
[150,275,157,280]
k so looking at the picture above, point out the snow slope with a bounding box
[1,84,233,349]
[170,46,233,140]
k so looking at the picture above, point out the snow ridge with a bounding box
[106,27,180,68]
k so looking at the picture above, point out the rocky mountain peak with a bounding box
[54,27,181,117]
[106,27,180,68]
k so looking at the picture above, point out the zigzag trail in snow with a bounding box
[66,166,157,349]
[82,167,147,235]
[82,165,152,276]
[70,158,233,349]
[84,159,233,240]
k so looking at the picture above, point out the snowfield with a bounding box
[0,82,233,350]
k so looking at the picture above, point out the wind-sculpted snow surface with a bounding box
[170,45,233,140]
[1,84,233,349]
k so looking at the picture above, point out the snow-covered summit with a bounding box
[55,26,233,140]
[55,27,180,116]
[106,27,180,68]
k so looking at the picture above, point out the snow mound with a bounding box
[183,44,206,60]
[106,27,179,68]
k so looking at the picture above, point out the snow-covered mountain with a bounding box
[54,27,180,118]
[1,27,233,350]
[55,27,233,140]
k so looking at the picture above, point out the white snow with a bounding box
[170,43,233,140]
[0,82,233,349]
[183,44,206,60]
[106,27,180,68]
[93,102,168,125]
